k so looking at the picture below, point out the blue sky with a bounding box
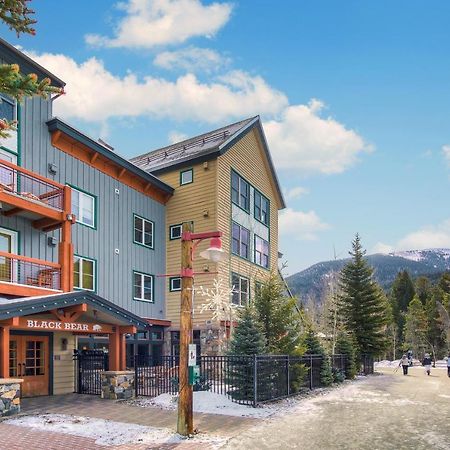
[2,0,450,274]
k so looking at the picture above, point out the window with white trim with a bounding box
[254,190,269,226]
[74,256,96,291]
[254,235,269,268]
[71,187,96,228]
[231,273,249,306]
[231,171,250,211]
[133,271,154,302]
[232,222,250,259]
[169,221,193,240]
[180,168,193,185]
[134,215,154,248]
[169,277,181,292]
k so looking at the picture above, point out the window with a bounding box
[133,215,154,248]
[231,273,249,306]
[71,187,96,228]
[74,256,96,291]
[232,222,250,259]
[254,190,269,226]
[254,236,270,268]
[133,271,154,302]
[231,171,250,212]
[180,168,193,185]
[169,277,181,292]
[169,222,193,240]
[0,95,15,122]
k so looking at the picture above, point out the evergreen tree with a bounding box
[438,272,450,295]
[0,1,63,138]
[415,276,432,305]
[335,332,358,379]
[303,328,333,386]
[390,270,415,343]
[403,296,428,358]
[338,234,388,358]
[254,272,304,355]
[425,294,445,359]
[228,306,266,355]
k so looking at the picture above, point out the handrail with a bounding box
[0,159,65,189]
[0,251,61,269]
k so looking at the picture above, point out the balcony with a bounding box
[0,251,61,297]
[0,159,68,231]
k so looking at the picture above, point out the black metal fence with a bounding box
[74,350,108,395]
[133,353,351,406]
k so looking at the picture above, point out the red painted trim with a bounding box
[144,318,172,327]
[0,251,61,269]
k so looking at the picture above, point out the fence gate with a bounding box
[74,350,108,395]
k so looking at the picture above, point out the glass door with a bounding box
[0,228,18,283]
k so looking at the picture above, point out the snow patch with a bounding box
[129,391,274,418]
[5,414,225,446]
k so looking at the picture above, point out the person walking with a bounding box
[399,354,409,375]
[422,353,432,376]
[407,349,413,366]
[447,353,450,378]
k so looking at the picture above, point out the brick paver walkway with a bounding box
[1,394,256,449]
[21,394,255,435]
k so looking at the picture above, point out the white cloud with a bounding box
[374,219,450,253]
[283,186,309,201]
[154,46,230,73]
[168,130,188,143]
[28,52,288,124]
[264,100,372,174]
[372,242,394,254]
[442,145,450,167]
[85,0,232,49]
[279,208,330,240]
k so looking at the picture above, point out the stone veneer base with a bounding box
[101,371,135,400]
[0,378,23,417]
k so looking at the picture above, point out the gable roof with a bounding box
[0,291,149,329]
[0,37,65,88]
[46,117,174,197]
[130,116,286,209]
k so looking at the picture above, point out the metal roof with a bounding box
[46,118,174,196]
[130,116,286,209]
[0,291,149,329]
[0,37,65,88]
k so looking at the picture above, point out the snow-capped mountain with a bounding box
[286,248,450,303]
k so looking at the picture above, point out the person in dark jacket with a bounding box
[447,353,450,378]
[399,354,409,375]
[407,349,413,366]
[422,353,432,375]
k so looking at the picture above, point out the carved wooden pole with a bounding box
[177,222,194,436]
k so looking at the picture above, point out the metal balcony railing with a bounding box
[0,251,61,291]
[0,159,64,211]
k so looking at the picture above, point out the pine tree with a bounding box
[228,306,266,355]
[403,296,428,358]
[303,328,333,386]
[338,234,388,359]
[390,270,415,344]
[415,276,432,305]
[0,1,64,138]
[254,272,304,355]
[335,331,358,379]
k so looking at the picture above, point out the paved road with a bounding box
[223,367,450,450]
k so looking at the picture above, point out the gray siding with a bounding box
[0,96,166,319]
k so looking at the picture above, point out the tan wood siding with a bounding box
[52,332,76,394]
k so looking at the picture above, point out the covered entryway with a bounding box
[0,291,149,398]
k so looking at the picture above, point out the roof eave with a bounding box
[0,37,65,88]
[46,118,174,195]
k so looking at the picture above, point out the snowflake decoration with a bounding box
[195,278,237,323]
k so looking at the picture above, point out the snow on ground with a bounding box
[375,359,448,368]
[5,414,226,447]
[128,391,274,418]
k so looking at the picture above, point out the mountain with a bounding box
[286,248,450,303]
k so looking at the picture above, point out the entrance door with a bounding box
[0,228,18,283]
[9,335,50,397]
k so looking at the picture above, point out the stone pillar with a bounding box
[0,379,23,416]
[101,371,135,400]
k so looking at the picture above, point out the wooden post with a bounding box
[59,185,74,292]
[177,222,194,436]
[109,328,120,371]
[0,326,10,378]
